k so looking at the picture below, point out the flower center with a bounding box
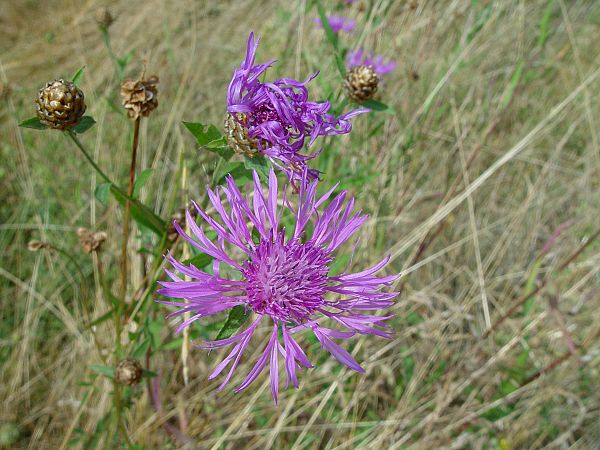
[242,233,331,323]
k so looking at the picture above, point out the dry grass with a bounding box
[1,0,600,448]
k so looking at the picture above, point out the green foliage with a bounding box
[362,99,395,115]
[71,66,85,86]
[314,0,345,78]
[90,364,115,379]
[243,154,270,180]
[132,168,153,198]
[215,305,250,341]
[72,116,96,134]
[18,117,47,130]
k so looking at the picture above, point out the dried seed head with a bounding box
[224,113,262,157]
[28,240,50,252]
[77,228,108,253]
[343,65,379,103]
[94,6,114,28]
[115,359,143,386]
[36,79,86,130]
[120,75,159,120]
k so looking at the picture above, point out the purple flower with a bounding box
[227,33,366,183]
[314,15,356,33]
[158,170,398,402]
[346,48,397,76]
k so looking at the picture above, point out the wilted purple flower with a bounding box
[346,48,397,76]
[158,170,398,402]
[314,15,356,33]
[227,33,366,182]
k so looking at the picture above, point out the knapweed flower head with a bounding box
[346,48,397,76]
[226,33,366,182]
[158,170,398,402]
[314,15,356,33]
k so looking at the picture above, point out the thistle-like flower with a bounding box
[314,16,356,33]
[346,48,397,77]
[226,33,366,182]
[158,170,398,402]
[36,79,86,130]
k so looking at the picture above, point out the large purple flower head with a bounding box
[314,15,356,33]
[346,48,397,76]
[226,33,366,182]
[158,170,398,402]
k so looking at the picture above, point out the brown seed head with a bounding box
[36,79,86,130]
[77,227,108,254]
[224,112,262,157]
[343,65,379,103]
[115,359,143,386]
[120,75,159,120]
[94,6,114,28]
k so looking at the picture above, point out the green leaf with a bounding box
[133,168,153,198]
[90,364,114,379]
[206,137,235,160]
[183,121,222,146]
[117,50,135,72]
[72,66,85,86]
[243,154,270,180]
[538,0,554,49]
[362,99,395,115]
[84,308,114,329]
[214,161,252,186]
[72,116,96,134]
[94,183,111,206]
[19,117,47,130]
[132,338,151,359]
[109,186,165,236]
[183,252,214,269]
[142,369,158,378]
[315,0,345,78]
[215,305,250,341]
[500,60,523,108]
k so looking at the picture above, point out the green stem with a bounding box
[66,130,119,189]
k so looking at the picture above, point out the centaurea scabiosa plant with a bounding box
[158,169,398,402]
[225,33,367,182]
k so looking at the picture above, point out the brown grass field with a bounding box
[1,0,600,448]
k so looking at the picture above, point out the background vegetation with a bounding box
[1,0,599,448]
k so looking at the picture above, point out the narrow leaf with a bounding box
[243,155,270,180]
[215,305,250,341]
[362,99,395,115]
[73,116,96,134]
[315,0,346,78]
[183,121,222,146]
[72,66,85,86]
[109,186,165,236]
[90,364,115,379]
[19,117,47,130]
[183,252,214,268]
[94,183,111,206]
[133,168,154,198]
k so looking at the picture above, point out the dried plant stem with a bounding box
[120,117,141,301]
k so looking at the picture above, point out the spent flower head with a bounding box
[36,79,86,130]
[226,33,367,182]
[158,170,398,402]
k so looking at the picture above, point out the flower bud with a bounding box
[343,65,379,103]
[94,6,114,28]
[224,113,261,156]
[115,359,143,386]
[36,79,86,130]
